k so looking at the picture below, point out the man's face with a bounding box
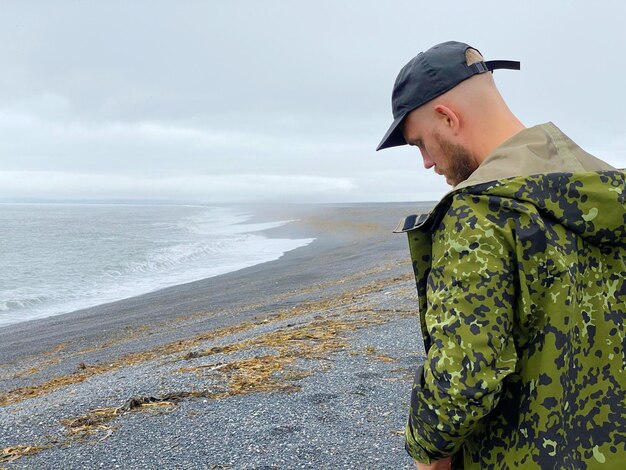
[401,108,478,186]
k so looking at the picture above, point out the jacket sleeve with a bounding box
[405,196,519,463]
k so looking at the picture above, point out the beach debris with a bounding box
[4,365,42,381]
[176,362,229,374]
[60,390,223,439]
[1,342,70,381]
[0,272,417,465]
[118,395,175,413]
[1,395,198,464]
[174,315,388,400]
[53,314,388,452]
[0,366,108,407]
[0,445,50,463]
[182,345,238,361]
[0,322,253,408]
[0,272,413,409]
[364,346,398,363]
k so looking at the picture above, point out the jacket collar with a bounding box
[454,122,613,190]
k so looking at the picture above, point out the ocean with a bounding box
[0,203,314,327]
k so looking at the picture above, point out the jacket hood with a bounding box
[464,171,626,248]
[396,170,626,249]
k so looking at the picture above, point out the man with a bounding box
[377,41,625,469]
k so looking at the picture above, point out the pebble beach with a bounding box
[0,202,432,469]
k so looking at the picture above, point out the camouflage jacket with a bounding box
[399,124,626,469]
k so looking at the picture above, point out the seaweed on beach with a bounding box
[0,445,51,464]
[1,393,219,463]
[0,271,416,465]
[176,315,388,398]
[60,392,222,439]
[0,322,255,408]
[364,345,398,363]
[0,363,112,407]
[0,273,414,409]
[57,313,391,446]
[0,342,70,382]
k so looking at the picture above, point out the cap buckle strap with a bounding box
[470,61,489,74]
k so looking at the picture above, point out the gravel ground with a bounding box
[0,203,431,469]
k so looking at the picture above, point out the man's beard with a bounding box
[434,133,478,186]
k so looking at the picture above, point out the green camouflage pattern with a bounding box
[400,170,626,469]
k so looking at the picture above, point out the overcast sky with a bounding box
[0,1,625,203]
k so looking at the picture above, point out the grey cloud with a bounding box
[0,1,624,203]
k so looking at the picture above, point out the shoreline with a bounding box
[0,202,315,330]
[0,202,429,362]
[0,201,426,331]
[0,201,433,469]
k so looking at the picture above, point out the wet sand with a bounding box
[0,202,433,469]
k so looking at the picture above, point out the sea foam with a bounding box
[0,204,314,327]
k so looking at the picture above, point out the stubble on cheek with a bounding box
[434,135,478,186]
[448,155,476,186]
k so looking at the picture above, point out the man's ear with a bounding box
[433,104,460,135]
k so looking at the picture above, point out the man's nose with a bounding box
[420,150,435,169]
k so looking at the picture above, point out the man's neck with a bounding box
[474,117,526,165]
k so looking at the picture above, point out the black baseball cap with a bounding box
[376,41,520,151]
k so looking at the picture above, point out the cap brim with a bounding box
[376,114,408,151]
